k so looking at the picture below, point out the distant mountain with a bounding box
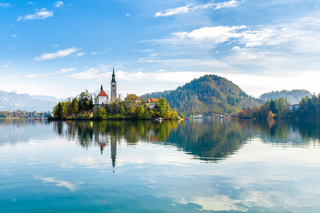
[0,90,58,111]
[260,89,312,104]
[142,74,260,115]
[32,95,61,103]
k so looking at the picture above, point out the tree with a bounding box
[156,98,170,118]
[270,99,278,114]
[70,98,78,114]
[129,106,137,118]
[137,105,145,119]
[89,98,94,110]
[143,108,151,119]
[54,102,63,118]
[96,107,107,119]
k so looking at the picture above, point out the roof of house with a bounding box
[98,89,108,97]
[124,94,140,100]
[147,98,159,103]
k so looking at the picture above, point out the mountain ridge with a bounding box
[0,76,313,112]
[142,74,261,115]
[260,89,312,105]
[0,90,60,111]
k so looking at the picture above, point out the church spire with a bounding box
[101,85,103,91]
[111,65,117,102]
[111,66,116,83]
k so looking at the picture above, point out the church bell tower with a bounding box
[111,66,117,102]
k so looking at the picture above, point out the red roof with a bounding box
[148,98,159,103]
[124,94,140,100]
[98,89,108,97]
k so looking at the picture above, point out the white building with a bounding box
[96,85,108,105]
[146,98,159,109]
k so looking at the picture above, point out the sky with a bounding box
[1,0,320,99]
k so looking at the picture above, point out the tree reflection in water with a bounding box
[48,119,320,165]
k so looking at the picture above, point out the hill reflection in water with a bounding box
[48,119,320,163]
[1,119,320,212]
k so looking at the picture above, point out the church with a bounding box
[96,67,117,105]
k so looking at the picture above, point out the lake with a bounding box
[1,119,320,212]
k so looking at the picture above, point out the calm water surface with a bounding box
[1,119,320,212]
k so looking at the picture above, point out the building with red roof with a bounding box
[147,98,159,109]
[124,94,140,106]
[96,85,109,105]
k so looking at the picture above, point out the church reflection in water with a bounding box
[48,119,320,170]
[96,133,117,172]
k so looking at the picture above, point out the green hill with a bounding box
[142,75,260,115]
[260,89,312,105]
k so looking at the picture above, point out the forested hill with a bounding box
[142,75,260,115]
[260,89,312,104]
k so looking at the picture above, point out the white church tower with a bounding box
[110,67,117,102]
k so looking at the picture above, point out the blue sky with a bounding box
[1,0,320,98]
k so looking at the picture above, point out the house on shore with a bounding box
[95,85,109,106]
[146,98,159,109]
[124,94,140,106]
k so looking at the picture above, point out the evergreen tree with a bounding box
[56,102,63,118]
[71,98,78,114]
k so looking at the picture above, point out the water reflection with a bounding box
[0,119,51,144]
[248,119,320,146]
[1,119,319,161]
[48,119,320,164]
[1,119,320,212]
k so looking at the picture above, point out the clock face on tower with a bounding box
[111,83,116,102]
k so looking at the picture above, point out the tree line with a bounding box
[0,110,50,119]
[295,94,320,118]
[238,94,320,119]
[51,90,179,120]
[238,97,290,119]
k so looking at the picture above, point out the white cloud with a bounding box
[221,71,320,97]
[90,50,107,55]
[11,34,17,38]
[17,8,53,21]
[171,25,305,48]
[232,46,240,50]
[68,68,103,80]
[138,52,159,61]
[189,196,246,211]
[138,58,230,69]
[35,176,78,191]
[28,1,35,5]
[154,0,241,17]
[0,3,10,7]
[34,47,80,61]
[172,26,247,43]
[68,64,208,85]
[126,13,130,16]
[215,0,241,9]
[76,52,86,56]
[59,68,75,73]
[155,4,194,17]
[54,1,64,8]
[3,64,9,68]
[26,73,53,78]
[25,68,75,78]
